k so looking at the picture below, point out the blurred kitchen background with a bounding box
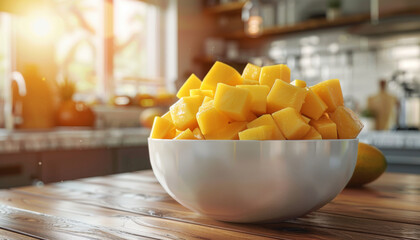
[0,0,419,188]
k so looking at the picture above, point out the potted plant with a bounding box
[327,0,341,21]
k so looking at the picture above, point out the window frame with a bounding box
[100,0,177,101]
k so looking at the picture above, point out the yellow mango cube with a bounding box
[259,64,290,88]
[150,117,175,139]
[161,111,173,123]
[246,111,257,122]
[214,83,251,121]
[193,128,205,140]
[202,96,213,105]
[247,114,285,140]
[291,79,306,88]
[311,79,344,112]
[176,74,202,98]
[301,115,311,124]
[301,88,328,120]
[330,106,364,139]
[174,128,196,140]
[205,122,247,140]
[175,129,183,137]
[239,125,275,140]
[272,107,311,140]
[201,61,243,92]
[267,79,308,113]
[190,89,214,98]
[242,63,261,81]
[199,99,213,113]
[197,100,230,135]
[236,85,270,115]
[170,96,203,130]
[303,127,322,140]
[243,79,259,85]
[310,115,337,139]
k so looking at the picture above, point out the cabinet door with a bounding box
[41,149,113,183]
[115,146,151,173]
[0,153,40,189]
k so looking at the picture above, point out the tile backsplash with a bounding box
[255,27,420,111]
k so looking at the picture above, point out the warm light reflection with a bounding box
[19,10,56,42]
[30,15,53,38]
[245,16,263,37]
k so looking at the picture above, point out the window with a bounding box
[54,0,176,102]
[0,12,12,128]
[55,0,102,101]
[114,0,160,96]
[0,13,12,100]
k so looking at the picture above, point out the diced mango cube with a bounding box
[311,79,344,112]
[201,61,243,92]
[239,125,275,140]
[174,128,196,140]
[301,88,328,120]
[329,106,364,139]
[242,63,261,81]
[190,89,214,98]
[259,64,290,88]
[246,111,257,122]
[214,83,251,121]
[193,128,205,140]
[272,107,310,140]
[161,111,173,123]
[309,115,337,139]
[197,100,230,135]
[176,74,202,98]
[242,79,259,85]
[150,117,175,139]
[267,79,308,113]
[236,85,270,115]
[301,115,311,124]
[291,79,306,88]
[247,114,285,140]
[205,122,247,140]
[175,129,183,137]
[202,96,213,105]
[170,96,203,130]
[303,127,322,140]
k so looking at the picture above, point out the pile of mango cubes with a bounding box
[150,61,363,140]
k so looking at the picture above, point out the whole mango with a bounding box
[347,142,387,187]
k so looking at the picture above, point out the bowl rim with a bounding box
[148,138,359,143]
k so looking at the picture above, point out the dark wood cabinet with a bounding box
[0,153,40,188]
[115,146,151,174]
[0,145,151,188]
[40,149,114,183]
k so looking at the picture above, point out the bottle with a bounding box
[14,64,57,129]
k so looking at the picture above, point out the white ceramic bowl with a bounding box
[148,139,358,223]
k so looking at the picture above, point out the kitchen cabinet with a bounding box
[40,149,114,184]
[0,153,40,188]
[115,146,151,174]
[0,145,151,188]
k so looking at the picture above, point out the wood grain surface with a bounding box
[0,171,418,239]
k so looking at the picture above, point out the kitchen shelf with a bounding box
[219,7,420,39]
[203,1,246,15]
[193,56,248,65]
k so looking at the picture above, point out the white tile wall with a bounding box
[262,28,420,111]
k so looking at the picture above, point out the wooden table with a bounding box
[0,170,418,239]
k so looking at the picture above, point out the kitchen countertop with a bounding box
[359,130,420,149]
[0,170,418,239]
[0,129,419,154]
[0,128,150,153]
